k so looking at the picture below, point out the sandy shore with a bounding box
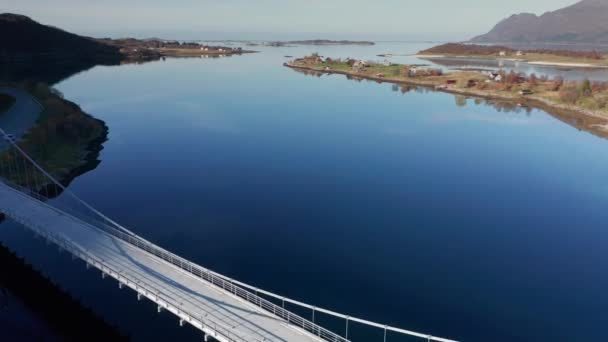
[527,61,608,68]
[412,54,524,62]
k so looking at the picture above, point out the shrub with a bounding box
[578,79,593,97]
[592,81,608,92]
[505,71,522,85]
[559,84,580,104]
[551,76,564,91]
[529,73,538,87]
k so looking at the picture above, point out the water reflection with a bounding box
[0,54,238,196]
[0,82,107,198]
[290,66,608,140]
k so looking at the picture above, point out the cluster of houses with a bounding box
[200,46,242,53]
[488,72,503,82]
[498,50,525,57]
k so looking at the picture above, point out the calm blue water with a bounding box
[2,43,608,342]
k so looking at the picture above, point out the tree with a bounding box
[578,79,592,97]
[559,84,579,104]
[455,95,467,107]
[529,73,538,87]
[551,76,564,91]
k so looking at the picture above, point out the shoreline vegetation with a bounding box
[415,43,608,68]
[97,38,256,61]
[0,242,129,341]
[0,83,108,197]
[285,54,608,138]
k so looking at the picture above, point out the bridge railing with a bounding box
[1,206,255,342]
[0,176,346,342]
[0,128,458,342]
[86,216,458,342]
[89,220,349,342]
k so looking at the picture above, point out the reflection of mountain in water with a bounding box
[0,60,107,86]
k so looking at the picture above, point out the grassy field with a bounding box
[0,93,16,113]
[314,59,415,76]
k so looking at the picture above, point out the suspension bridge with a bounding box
[0,101,458,342]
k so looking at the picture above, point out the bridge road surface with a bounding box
[0,182,324,342]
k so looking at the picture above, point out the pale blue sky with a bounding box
[2,0,579,40]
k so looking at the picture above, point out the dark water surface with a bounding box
[2,43,608,342]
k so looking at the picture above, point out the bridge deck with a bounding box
[0,183,322,342]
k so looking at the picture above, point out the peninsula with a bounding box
[285,55,608,137]
[0,83,108,196]
[98,38,256,59]
[0,13,254,65]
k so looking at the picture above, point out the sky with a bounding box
[1,0,580,41]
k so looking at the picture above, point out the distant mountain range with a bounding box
[0,13,122,63]
[471,0,608,44]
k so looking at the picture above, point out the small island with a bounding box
[265,40,374,47]
[285,54,608,137]
[289,40,374,46]
[416,43,608,68]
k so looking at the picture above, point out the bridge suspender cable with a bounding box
[0,127,137,238]
[0,127,458,342]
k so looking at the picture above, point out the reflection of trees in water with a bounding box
[0,82,107,198]
[480,99,533,115]
[387,82,535,115]
[455,95,467,107]
[289,65,608,140]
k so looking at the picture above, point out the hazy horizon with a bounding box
[2,0,579,41]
